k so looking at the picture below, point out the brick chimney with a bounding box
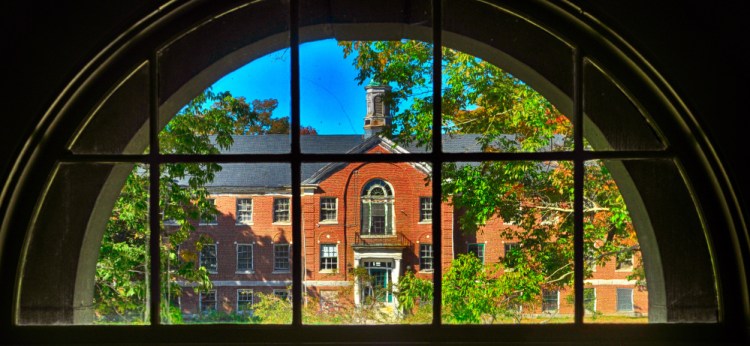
[363,83,392,138]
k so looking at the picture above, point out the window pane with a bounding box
[443,161,573,324]
[442,1,574,154]
[161,163,292,324]
[19,163,150,325]
[583,159,649,323]
[158,0,290,154]
[302,161,434,324]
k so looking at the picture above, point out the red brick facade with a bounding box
[177,142,647,319]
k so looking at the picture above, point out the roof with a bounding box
[187,134,484,189]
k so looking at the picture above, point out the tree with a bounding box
[340,40,640,321]
[94,89,299,323]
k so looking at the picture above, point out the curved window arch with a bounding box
[1,0,747,344]
[361,179,395,235]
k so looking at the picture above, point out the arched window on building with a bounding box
[361,179,394,235]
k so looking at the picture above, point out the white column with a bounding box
[392,258,401,310]
[353,258,361,306]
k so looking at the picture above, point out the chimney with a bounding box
[363,83,392,138]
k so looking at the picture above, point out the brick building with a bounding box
[175,86,647,319]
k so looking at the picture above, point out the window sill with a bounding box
[272,270,291,274]
[319,269,337,274]
[418,221,432,224]
[236,222,254,226]
[236,270,255,274]
[615,268,634,272]
[360,234,396,238]
[318,221,338,225]
[273,222,292,225]
[199,223,218,226]
[419,269,434,273]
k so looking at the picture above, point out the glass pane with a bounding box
[70,62,150,154]
[442,161,573,324]
[300,0,433,153]
[440,46,573,153]
[442,0,574,154]
[584,159,717,323]
[302,162,434,324]
[583,160,648,323]
[18,163,149,325]
[158,0,290,154]
[583,60,665,151]
[161,163,292,324]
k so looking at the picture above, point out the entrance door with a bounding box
[362,261,393,303]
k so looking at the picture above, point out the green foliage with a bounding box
[395,269,433,317]
[251,292,292,324]
[94,89,294,323]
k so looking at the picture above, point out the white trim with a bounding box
[199,243,218,274]
[179,280,292,287]
[616,287,635,312]
[304,281,352,287]
[319,197,338,223]
[235,197,253,225]
[584,279,637,285]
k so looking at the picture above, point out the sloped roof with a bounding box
[195,134,483,189]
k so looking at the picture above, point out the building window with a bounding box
[617,288,634,312]
[236,198,252,224]
[237,289,253,314]
[419,197,432,222]
[200,199,217,225]
[542,289,559,312]
[199,290,217,314]
[199,244,217,273]
[274,289,289,301]
[274,243,290,272]
[236,244,253,273]
[320,244,338,271]
[468,243,485,263]
[419,244,434,271]
[584,287,596,313]
[503,242,521,269]
[319,197,337,223]
[273,198,290,223]
[616,253,634,271]
[361,179,394,235]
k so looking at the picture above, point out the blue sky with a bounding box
[211,39,366,134]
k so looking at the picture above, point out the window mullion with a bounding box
[148,54,161,326]
[431,0,443,326]
[290,0,302,327]
[573,47,585,325]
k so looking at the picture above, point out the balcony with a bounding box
[353,232,412,249]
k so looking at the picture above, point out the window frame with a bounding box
[419,243,434,272]
[236,198,253,225]
[467,243,485,263]
[237,289,254,315]
[542,289,560,313]
[199,199,218,225]
[199,243,218,274]
[616,288,634,312]
[319,243,338,272]
[236,243,254,273]
[273,243,291,273]
[360,179,395,236]
[419,196,433,223]
[319,197,337,224]
[199,290,218,314]
[273,197,291,224]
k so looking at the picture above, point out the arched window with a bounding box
[1,0,747,344]
[361,179,395,235]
